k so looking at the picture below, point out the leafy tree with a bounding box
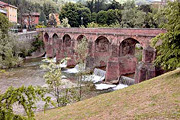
[41,58,78,107]
[107,0,122,10]
[106,9,119,25]
[75,37,89,100]
[0,13,26,66]
[0,13,10,34]
[91,12,97,22]
[43,3,57,20]
[60,18,71,28]
[152,1,180,70]
[0,85,50,120]
[0,32,22,68]
[60,3,91,27]
[39,11,47,26]
[86,0,108,13]
[96,10,108,25]
[87,22,99,28]
[77,6,91,26]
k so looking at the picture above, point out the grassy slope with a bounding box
[36,69,180,120]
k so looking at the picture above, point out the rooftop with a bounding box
[0,1,17,9]
[23,12,40,16]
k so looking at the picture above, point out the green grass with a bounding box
[36,69,180,120]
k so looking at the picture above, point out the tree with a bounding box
[0,13,10,34]
[60,3,91,27]
[77,6,91,26]
[107,0,122,10]
[39,11,47,26]
[152,1,180,70]
[75,37,89,100]
[41,58,78,107]
[60,18,71,28]
[91,12,97,22]
[43,3,57,20]
[85,0,108,13]
[0,15,22,68]
[106,9,119,25]
[0,85,50,120]
[96,10,108,25]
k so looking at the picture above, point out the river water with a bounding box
[0,58,46,94]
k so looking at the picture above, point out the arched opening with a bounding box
[120,38,142,60]
[52,33,58,40]
[44,33,49,43]
[77,35,87,42]
[119,38,143,80]
[95,36,110,52]
[63,34,71,47]
[52,33,58,57]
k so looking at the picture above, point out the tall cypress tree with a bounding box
[39,11,47,25]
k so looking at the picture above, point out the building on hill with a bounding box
[0,1,17,23]
[151,0,177,9]
[22,12,40,28]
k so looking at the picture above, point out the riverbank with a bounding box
[36,69,180,120]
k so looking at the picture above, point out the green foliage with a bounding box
[85,0,108,13]
[0,85,50,120]
[41,58,78,107]
[28,35,44,55]
[120,3,146,28]
[0,32,22,68]
[152,1,180,70]
[60,3,91,27]
[87,22,99,28]
[91,12,97,22]
[96,10,108,25]
[60,18,71,28]
[75,37,89,100]
[0,13,10,34]
[39,12,47,26]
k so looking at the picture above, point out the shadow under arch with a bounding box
[63,34,71,47]
[120,38,143,58]
[77,35,87,42]
[95,36,110,52]
[44,33,49,43]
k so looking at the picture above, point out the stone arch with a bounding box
[63,34,71,47]
[120,38,142,57]
[52,33,59,57]
[77,35,87,42]
[95,36,110,52]
[52,33,58,39]
[44,33,49,43]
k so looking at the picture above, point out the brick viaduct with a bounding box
[37,28,166,83]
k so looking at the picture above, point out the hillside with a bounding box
[36,69,180,120]
[27,0,160,5]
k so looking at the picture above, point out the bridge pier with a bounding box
[134,46,156,83]
[106,55,137,82]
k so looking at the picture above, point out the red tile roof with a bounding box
[0,1,17,9]
[0,1,8,6]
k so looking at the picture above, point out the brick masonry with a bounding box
[37,28,166,83]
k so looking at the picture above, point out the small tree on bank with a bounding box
[152,1,180,70]
[75,37,89,100]
[41,58,78,107]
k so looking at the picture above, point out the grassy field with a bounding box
[36,69,180,120]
